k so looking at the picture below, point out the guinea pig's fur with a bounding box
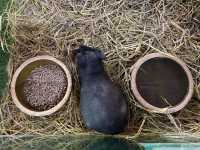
[75,45,128,134]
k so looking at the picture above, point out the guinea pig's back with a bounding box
[80,75,128,134]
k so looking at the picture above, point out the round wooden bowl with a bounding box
[131,53,193,114]
[11,55,72,116]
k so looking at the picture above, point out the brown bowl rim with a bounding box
[11,55,72,116]
[131,53,194,114]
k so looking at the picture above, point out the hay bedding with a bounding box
[1,0,200,138]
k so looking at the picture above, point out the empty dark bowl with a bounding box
[131,53,193,113]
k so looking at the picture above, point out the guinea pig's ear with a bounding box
[97,50,105,59]
[73,48,81,55]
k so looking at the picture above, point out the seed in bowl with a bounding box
[23,64,67,111]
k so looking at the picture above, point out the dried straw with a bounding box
[0,0,200,140]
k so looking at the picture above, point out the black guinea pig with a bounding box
[75,45,128,134]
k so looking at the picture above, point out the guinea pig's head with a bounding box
[74,45,105,68]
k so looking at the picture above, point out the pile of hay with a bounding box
[1,0,200,139]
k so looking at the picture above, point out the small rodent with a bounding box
[75,45,128,134]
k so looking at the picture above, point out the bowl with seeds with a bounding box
[11,55,72,116]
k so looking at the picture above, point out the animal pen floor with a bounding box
[0,0,200,141]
